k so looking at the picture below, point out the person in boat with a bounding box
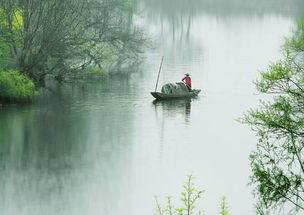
[182,73,192,92]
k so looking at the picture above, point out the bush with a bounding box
[0,69,38,103]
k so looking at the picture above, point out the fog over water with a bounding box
[0,0,304,215]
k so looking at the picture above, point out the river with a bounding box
[0,0,303,215]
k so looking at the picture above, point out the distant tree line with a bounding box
[0,0,145,95]
[143,0,304,21]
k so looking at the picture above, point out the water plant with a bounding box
[155,175,232,215]
[155,174,204,215]
[219,196,230,215]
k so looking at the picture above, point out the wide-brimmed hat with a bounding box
[184,73,190,76]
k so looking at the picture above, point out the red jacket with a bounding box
[182,76,191,86]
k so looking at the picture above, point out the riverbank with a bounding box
[0,66,110,104]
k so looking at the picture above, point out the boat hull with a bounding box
[150,89,201,99]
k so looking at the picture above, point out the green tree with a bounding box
[243,15,304,215]
[0,7,23,68]
[0,0,145,85]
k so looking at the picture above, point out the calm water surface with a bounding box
[1,1,304,215]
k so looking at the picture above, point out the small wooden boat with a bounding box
[151,56,201,100]
[150,89,201,100]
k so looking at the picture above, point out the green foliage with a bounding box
[155,175,205,215]
[219,196,230,215]
[0,40,10,68]
[0,8,23,29]
[288,14,304,52]
[243,14,304,215]
[0,69,37,103]
[0,7,23,68]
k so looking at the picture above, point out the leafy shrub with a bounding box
[0,69,38,103]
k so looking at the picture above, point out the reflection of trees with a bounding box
[0,76,137,214]
[0,94,89,171]
[148,6,193,44]
[143,0,304,45]
[0,76,136,171]
[0,102,90,213]
[144,0,304,41]
[142,0,304,78]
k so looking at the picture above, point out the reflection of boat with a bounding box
[152,97,191,105]
[152,97,192,123]
[150,89,201,99]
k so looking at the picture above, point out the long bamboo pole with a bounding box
[154,56,164,92]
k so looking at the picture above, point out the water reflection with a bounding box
[0,77,139,215]
[141,0,304,80]
[0,0,303,214]
[153,98,192,124]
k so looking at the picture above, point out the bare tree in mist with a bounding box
[0,0,145,85]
